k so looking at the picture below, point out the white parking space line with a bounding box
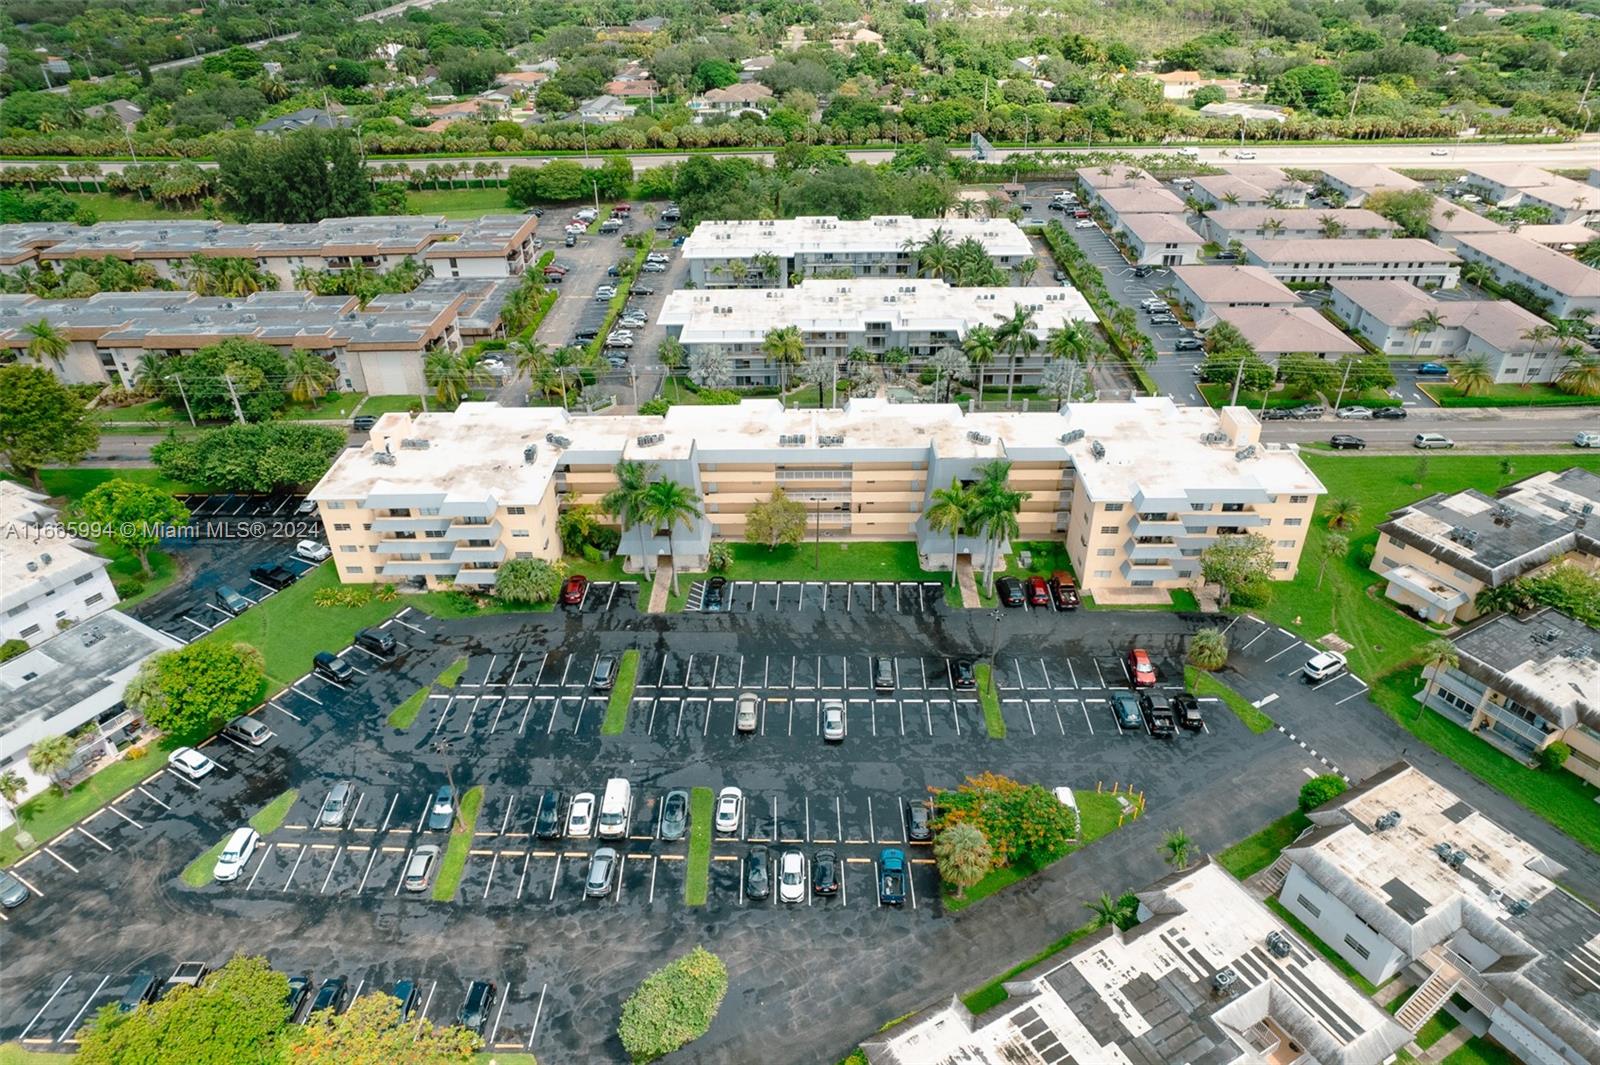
[59,974,112,1043]
[76,826,113,851]
[1239,625,1271,651]
[320,847,344,893]
[244,846,272,891]
[281,844,307,891]
[8,868,44,899]
[292,682,324,706]
[391,617,426,635]
[527,982,549,1049]
[1265,641,1304,663]
[357,846,381,893]
[43,847,79,873]
[19,976,72,1043]
[1334,689,1367,706]
[268,700,301,722]
[105,805,143,829]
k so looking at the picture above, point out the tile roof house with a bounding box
[1329,280,1560,382]
[1170,265,1301,327]
[1453,232,1600,319]
[1213,305,1363,361]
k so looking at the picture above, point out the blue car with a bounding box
[879,848,907,906]
[1417,362,1451,376]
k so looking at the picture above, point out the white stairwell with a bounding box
[1396,966,1460,1032]
[1256,854,1293,896]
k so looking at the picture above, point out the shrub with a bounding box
[1187,628,1228,671]
[639,397,671,415]
[1538,741,1570,772]
[313,586,373,608]
[0,638,30,662]
[708,541,733,572]
[494,557,566,604]
[581,543,603,563]
[932,772,1078,869]
[618,946,729,1063]
[697,388,741,405]
[1298,774,1347,812]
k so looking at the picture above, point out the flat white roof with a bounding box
[680,216,1032,261]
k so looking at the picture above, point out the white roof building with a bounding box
[1170,266,1302,328]
[1453,232,1600,319]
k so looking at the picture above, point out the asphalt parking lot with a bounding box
[125,492,324,645]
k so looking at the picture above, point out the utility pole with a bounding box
[223,372,246,424]
[1331,356,1355,413]
[170,373,196,426]
[629,365,637,408]
[1229,353,1245,406]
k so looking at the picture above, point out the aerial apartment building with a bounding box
[1451,232,1600,319]
[1274,762,1600,1062]
[1329,280,1558,381]
[1317,165,1422,206]
[1460,164,1600,225]
[680,216,1032,289]
[0,215,541,286]
[657,278,1094,388]
[1242,238,1461,288]
[308,397,1323,600]
[1202,208,1397,246]
[0,278,513,394]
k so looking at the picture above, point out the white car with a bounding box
[1575,431,1600,448]
[566,792,596,838]
[778,850,805,903]
[822,700,846,742]
[295,540,331,562]
[607,336,635,348]
[714,786,743,834]
[1430,147,1450,156]
[1303,650,1348,682]
[1234,149,1256,159]
[1335,406,1372,420]
[213,827,259,882]
[641,262,667,272]
[594,286,617,300]
[168,746,217,781]
[1074,219,1096,229]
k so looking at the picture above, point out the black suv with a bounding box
[1173,692,1203,731]
[249,564,298,590]
[285,975,312,1022]
[312,651,355,684]
[352,415,377,431]
[996,576,1025,607]
[457,980,497,1033]
[951,658,976,689]
[311,976,348,1015]
[118,973,160,1013]
[812,849,839,896]
[745,845,771,900]
[353,627,396,657]
[534,788,564,840]
[702,576,727,612]
[873,656,896,692]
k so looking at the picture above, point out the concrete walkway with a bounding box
[645,558,671,613]
[956,556,980,608]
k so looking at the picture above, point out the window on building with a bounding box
[19,624,40,638]
[1099,526,1119,534]
[334,523,351,532]
[346,566,363,574]
[1096,548,1115,557]
[84,593,104,607]
[507,506,526,515]
[1290,495,1308,503]
[1273,561,1290,570]
[325,501,346,509]
[1104,503,1125,512]
[1297,894,1322,918]
[1278,540,1296,548]
[1093,569,1112,578]
[1284,518,1302,526]
[1342,935,1370,959]
[340,545,359,553]
[513,530,529,538]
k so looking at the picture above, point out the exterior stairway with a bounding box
[1396,966,1460,1032]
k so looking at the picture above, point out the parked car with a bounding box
[812,849,839,896]
[318,781,354,828]
[736,691,759,733]
[1289,404,1326,420]
[566,792,595,837]
[822,699,846,742]
[745,845,771,900]
[592,654,617,692]
[1074,218,1095,229]
[702,576,727,612]
[585,848,618,898]
[1413,433,1455,449]
[1329,434,1367,450]
[997,576,1025,607]
[214,585,251,616]
[1335,406,1372,419]
[779,850,806,903]
[222,715,272,746]
[457,981,497,1033]
[1046,570,1080,610]
[1127,647,1157,688]
[594,286,616,300]
[907,802,932,842]
[118,973,160,1012]
[951,658,976,689]
[1430,146,1450,156]
[352,415,377,431]
[391,979,418,1021]
[427,785,454,831]
[164,962,210,997]
[1574,431,1600,448]
[250,564,297,590]
[1175,336,1203,351]
[1372,406,1407,420]
[1149,314,1177,326]
[403,845,440,892]
[1139,693,1177,738]
[660,789,690,841]
[1026,575,1050,607]
[715,787,743,834]
[1173,692,1204,731]
[168,746,216,781]
[1133,264,1155,278]
[353,627,396,657]
[312,651,355,684]
[310,977,348,1016]
[879,848,907,906]
[1416,362,1451,376]
[0,868,32,908]
[534,788,565,840]
[283,975,312,1022]
[560,574,588,605]
[1110,690,1143,731]
[641,261,667,272]
[1303,650,1348,682]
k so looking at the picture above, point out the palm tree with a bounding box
[1161,828,1193,871]
[1323,497,1362,530]
[1405,309,1446,349]
[1474,582,1532,617]
[511,339,551,379]
[1417,639,1458,720]
[132,353,170,395]
[599,459,656,567]
[643,477,703,595]
[23,320,69,366]
[1263,217,1286,238]
[1451,355,1495,397]
[762,325,805,394]
[972,461,1028,594]
[963,323,998,393]
[1084,891,1133,929]
[28,734,75,796]
[1317,533,1349,591]
[1317,215,1345,239]
[283,349,339,405]
[1555,350,1600,397]
[0,768,29,849]
[1009,258,1038,286]
[423,348,487,407]
[933,822,993,899]
[1460,261,1494,289]
[923,479,975,587]
[1577,240,1600,269]
[1187,627,1228,671]
[994,303,1039,408]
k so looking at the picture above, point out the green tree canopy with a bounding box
[934,772,1078,869]
[158,337,291,422]
[0,364,100,488]
[216,128,373,224]
[286,990,482,1063]
[75,479,191,576]
[125,642,265,737]
[1200,533,1276,608]
[1299,774,1348,812]
[618,947,729,1063]
[744,488,807,550]
[151,422,346,492]
[1267,65,1346,116]
[77,955,289,1065]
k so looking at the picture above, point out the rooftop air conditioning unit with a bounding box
[636,433,664,447]
[1060,429,1086,444]
[1507,899,1530,917]
[1090,440,1106,460]
[523,445,538,464]
[545,433,572,448]
[967,431,992,445]
[778,434,806,446]
[372,451,396,466]
[1265,931,1292,959]
[1235,445,1257,461]
[819,434,844,447]
[399,438,430,450]
[1375,811,1402,832]
[1212,968,1238,997]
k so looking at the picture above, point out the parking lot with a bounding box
[684,578,945,615]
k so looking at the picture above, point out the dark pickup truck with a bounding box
[879,848,907,906]
[1173,692,1203,731]
[1140,693,1177,738]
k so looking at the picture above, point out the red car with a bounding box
[1127,648,1157,688]
[1050,571,1080,610]
[1027,576,1050,607]
[560,574,588,605]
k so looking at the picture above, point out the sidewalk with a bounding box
[956,556,980,608]
[645,558,671,613]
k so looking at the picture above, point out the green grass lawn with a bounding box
[944,791,1131,912]
[432,785,484,901]
[1419,381,1600,408]
[277,392,365,421]
[564,554,638,585]
[93,398,187,425]
[1198,382,1398,410]
[1243,452,1600,852]
[602,650,639,734]
[388,655,468,729]
[1215,809,1311,880]
[35,467,196,500]
[250,788,298,834]
[0,1043,72,1064]
[353,394,425,416]
[67,191,202,221]
[962,922,1099,1014]
[1440,1036,1515,1065]
[180,836,231,887]
[179,788,298,887]
[406,186,515,218]
[685,786,714,905]
[0,739,178,867]
[976,663,1005,738]
[1185,666,1274,734]
[667,542,945,610]
[1266,896,1380,996]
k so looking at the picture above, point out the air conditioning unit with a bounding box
[1212,968,1238,996]
[1266,931,1292,959]
[399,438,430,450]
[545,433,571,448]
[636,433,664,447]
[1090,440,1106,460]
[967,430,992,444]
[1375,811,1402,832]
[779,434,806,446]
[819,434,844,447]
[1060,429,1086,444]
[373,451,396,466]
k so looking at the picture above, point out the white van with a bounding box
[597,777,632,839]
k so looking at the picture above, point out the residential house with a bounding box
[254,106,353,133]
[689,82,774,121]
[577,95,637,123]
[1462,165,1600,224]
[1116,213,1205,266]
[1512,223,1600,250]
[1427,197,1508,251]
[84,99,143,130]
[1453,232,1600,319]
[1170,265,1301,328]
[1212,305,1363,362]
[1242,239,1461,289]
[1095,186,1189,222]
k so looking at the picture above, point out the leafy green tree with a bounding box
[493,558,566,604]
[933,773,1077,869]
[158,337,290,422]
[692,59,741,91]
[1187,628,1228,671]
[151,423,346,492]
[744,488,807,550]
[323,58,371,89]
[125,642,265,737]
[1278,352,1338,399]
[75,480,190,576]
[288,991,481,1062]
[1267,65,1346,116]
[535,160,592,202]
[1520,563,1600,627]
[1191,85,1226,108]
[77,955,289,1065]
[934,822,993,898]
[27,734,75,795]
[1363,188,1435,238]
[1538,741,1571,772]
[618,947,729,1063]
[0,365,100,488]
[1200,533,1275,609]
[644,478,703,595]
[1298,774,1348,812]
[216,128,372,224]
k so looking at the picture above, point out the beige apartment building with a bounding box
[309,397,1324,599]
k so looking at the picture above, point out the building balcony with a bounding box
[1119,559,1181,581]
[1381,565,1470,612]
[379,560,460,576]
[450,544,507,564]
[371,516,452,534]
[1127,540,1182,562]
[373,539,455,557]
[1130,517,1188,539]
[444,520,502,540]
[1181,511,1267,529]
[453,569,499,586]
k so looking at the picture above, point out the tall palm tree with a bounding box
[1451,355,1495,397]
[1084,891,1132,930]
[1417,639,1458,720]
[994,303,1039,408]
[1406,309,1447,349]
[423,348,486,407]
[1555,350,1600,397]
[132,352,170,395]
[28,734,75,796]
[599,460,657,566]
[923,478,974,587]
[971,461,1028,594]
[1460,262,1494,288]
[643,478,703,595]
[762,325,805,394]
[23,320,69,366]
[962,323,998,393]
[1323,497,1362,530]
[511,339,551,379]
[283,350,339,405]
[1317,215,1345,239]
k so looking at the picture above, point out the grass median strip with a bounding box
[977,663,1006,739]
[432,785,484,902]
[685,786,714,906]
[602,650,639,735]
[180,788,299,887]
[1184,666,1274,734]
[1216,809,1311,880]
[388,655,468,729]
[250,788,298,835]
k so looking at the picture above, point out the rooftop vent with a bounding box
[545,433,572,448]
[1507,899,1530,917]
[1234,445,1257,461]
[967,430,992,445]
[1212,968,1238,997]
[1090,440,1106,460]
[778,434,807,447]
[1265,931,1292,959]
[1491,503,1515,527]
[1060,429,1085,445]
[819,434,845,447]
[1201,431,1229,446]
[399,438,430,450]
[636,432,664,447]
[1375,810,1402,832]
[523,444,538,464]
[25,561,38,572]
[372,451,396,466]
[40,553,52,565]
